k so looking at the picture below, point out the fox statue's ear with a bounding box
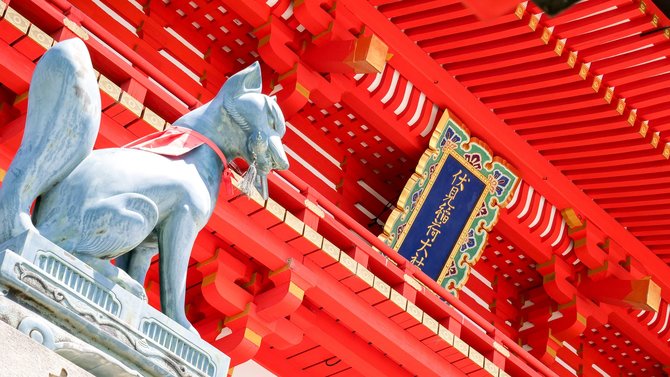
[219,61,262,99]
[242,62,262,93]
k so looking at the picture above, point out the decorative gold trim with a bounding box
[429,111,452,150]
[295,82,310,99]
[277,63,298,81]
[639,120,649,137]
[268,263,290,278]
[567,51,578,68]
[546,345,557,358]
[382,207,402,237]
[224,303,251,324]
[258,34,271,47]
[554,39,565,56]
[241,272,258,288]
[651,132,660,148]
[119,92,143,117]
[304,199,325,218]
[288,281,305,300]
[529,14,540,31]
[338,251,358,274]
[543,272,556,283]
[283,211,304,234]
[453,336,469,356]
[394,172,421,212]
[578,63,590,79]
[468,348,484,367]
[572,238,586,249]
[663,143,670,159]
[321,239,341,260]
[244,328,262,347]
[587,260,608,276]
[493,341,511,358]
[403,274,423,291]
[591,75,602,93]
[422,314,439,333]
[577,312,587,325]
[541,27,552,44]
[652,14,659,27]
[98,75,122,102]
[248,187,265,205]
[27,24,54,50]
[196,248,221,270]
[537,255,557,270]
[616,98,626,115]
[347,34,388,74]
[141,107,166,131]
[390,289,407,310]
[63,17,89,40]
[5,7,29,34]
[484,358,499,376]
[406,301,423,322]
[438,325,454,345]
[514,2,527,19]
[311,20,334,41]
[303,225,323,249]
[265,198,286,221]
[639,0,647,14]
[356,265,374,286]
[372,276,391,298]
[202,272,217,286]
[604,87,614,103]
[627,108,637,125]
[626,277,661,312]
[557,296,577,311]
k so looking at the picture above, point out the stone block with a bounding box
[0,230,230,377]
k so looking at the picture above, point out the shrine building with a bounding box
[1,0,670,376]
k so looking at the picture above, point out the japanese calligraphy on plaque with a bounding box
[381,110,518,294]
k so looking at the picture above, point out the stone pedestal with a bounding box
[0,230,230,377]
[0,319,93,377]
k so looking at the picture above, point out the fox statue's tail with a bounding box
[0,38,101,244]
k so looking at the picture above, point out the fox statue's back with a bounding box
[0,38,289,333]
[0,39,101,244]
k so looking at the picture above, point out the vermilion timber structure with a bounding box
[0,0,669,376]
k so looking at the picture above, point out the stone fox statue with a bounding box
[0,39,289,332]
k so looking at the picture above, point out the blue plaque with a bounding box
[382,112,518,292]
[395,153,486,282]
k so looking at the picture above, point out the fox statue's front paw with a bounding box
[0,208,38,245]
[178,318,199,336]
[115,271,149,302]
[74,254,148,302]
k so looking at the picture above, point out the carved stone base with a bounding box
[0,317,94,377]
[0,230,229,377]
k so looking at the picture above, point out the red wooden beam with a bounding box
[290,304,413,377]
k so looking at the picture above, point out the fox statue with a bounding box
[0,38,290,333]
